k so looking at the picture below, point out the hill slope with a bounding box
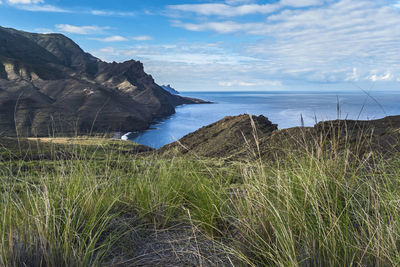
[160,114,400,159]
[159,114,278,157]
[0,26,205,137]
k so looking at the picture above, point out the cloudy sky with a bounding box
[1,0,400,91]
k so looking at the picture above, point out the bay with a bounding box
[130,90,400,148]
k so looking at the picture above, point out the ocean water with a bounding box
[130,91,400,148]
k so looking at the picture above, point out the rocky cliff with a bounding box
[0,26,205,137]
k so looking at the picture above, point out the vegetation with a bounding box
[1,126,400,266]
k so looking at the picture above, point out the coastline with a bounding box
[119,96,213,142]
[126,90,400,148]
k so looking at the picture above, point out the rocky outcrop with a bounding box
[0,26,206,137]
[159,114,278,157]
[159,114,400,160]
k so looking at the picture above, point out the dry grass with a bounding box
[26,137,126,146]
[1,123,400,266]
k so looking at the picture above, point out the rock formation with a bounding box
[159,114,278,157]
[160,114,400,160]
[0,26,205,137]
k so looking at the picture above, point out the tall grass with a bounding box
[0,158,121,266]
[0,128,400,266]
[227,150,400,266]
[0,141,233,265]
[225,119,400,266]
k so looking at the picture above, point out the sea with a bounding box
[129,91,400,148]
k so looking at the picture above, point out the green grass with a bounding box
[1,135,400,266]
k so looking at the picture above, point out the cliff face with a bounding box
[0,26,201,137]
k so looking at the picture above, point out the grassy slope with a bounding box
[1,135,400,266]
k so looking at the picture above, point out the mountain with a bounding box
[0,26,206,137]
[161,84,179,94]
[160,114,400,160]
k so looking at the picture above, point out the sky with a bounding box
[1,0,400,92]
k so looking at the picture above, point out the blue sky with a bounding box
[1,0,400,91]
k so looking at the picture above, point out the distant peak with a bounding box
[161,84,180,95]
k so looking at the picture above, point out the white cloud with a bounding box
[14,4,68,12]
[219,80,282,87]
[369,72,394,82]
[92,35,128,42]
[173,20,263,33]
[79,0,400,90]
[345,68,359,82]
[90,42,279,91]
[171,0,400,85]
[219,81,234,87]
[5,0,69,12]
[122,51,257,65]
[168,3,278,17]
[280,0,324,7]
[132,35,153,41]
[7,0,43,4]
[91,42,259,65]
[225,0,256,4]
[55,24,109,35]
[225,0,323,7]
[168,0,325,18]
[97,47,116,54]
[90,10,135,17]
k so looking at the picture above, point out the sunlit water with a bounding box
[129,91,400,148]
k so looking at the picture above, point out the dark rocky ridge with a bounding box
[0,26,207,137]
[160,114,400,160]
